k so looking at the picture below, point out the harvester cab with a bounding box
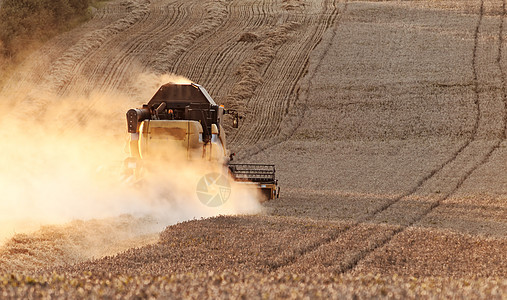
[124,82,279,201]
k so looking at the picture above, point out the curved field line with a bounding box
[44,0,151,96]
[230,0,344,153]
[58,3,159,95]
[0,1,136,107]
[64,1,153,87]
[59,0,189,96]
[341,0,507,274]
[9,0,151,119]
[228,0,344,152]
[272,0,507,273]
[225,22,300,110]
[246,0,344,143]
[173,0,280,96]
[62,0,231,131]
[171,0,269,95]
[54,1,191,130]
[148,0,230,75]
[267,0,478,271]
[86,2,187,93]
[165,0,314,149]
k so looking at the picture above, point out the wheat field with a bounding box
[0,0,505,298]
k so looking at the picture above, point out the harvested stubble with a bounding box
[2,215,505,299]
[0,272,505,299]
[0,0,506,297]
[50,215,349,276]
[0,215,158,275]
[353,227,507,278]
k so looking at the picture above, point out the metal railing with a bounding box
[228,164,276,183]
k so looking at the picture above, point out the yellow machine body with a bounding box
[130,120,227,163]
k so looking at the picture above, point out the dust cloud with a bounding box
[0,73,261,271]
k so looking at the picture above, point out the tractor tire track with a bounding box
[100,1,190,87]
[172,0,272,98]
[244,0,342,144]
[207,0,286,96]
[232,0,342,152]
[55,1,199,131]
[148,0,230,76]
[225,0,346,155]
[44,0,151,96]
[59,0,188,96]
[83,2,187,92]
[6,0,152,119]
[63,0,233,132]
[169,1,259,90]
[158,0,341,153]
[57,1,155,94]
[273,0,507,274]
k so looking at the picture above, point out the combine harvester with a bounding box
[124,82,279,201]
